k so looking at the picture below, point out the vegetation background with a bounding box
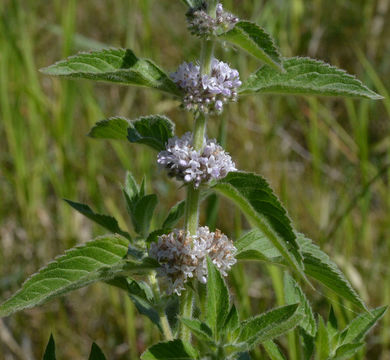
[0,0,389,359]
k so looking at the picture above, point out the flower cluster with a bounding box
[186,3,239,38]
[171,59,242,114]
[157,132,236,188]
[149,227,237,295]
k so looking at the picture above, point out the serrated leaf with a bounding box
[327,307,339,346]
[206,257,230,339]
[124,171,140,204]
[88,343,107,360]
[88,117,130,140]
[284,273,317,337]
[43,334,56,360]
[127,280,161,330]
[0,235,156,317]
[300,329,315,360]
[235,352,252,360]
[340,306,387,345]
[332,343,364,360]
[40,48,181,96]
[298,235,367,311]
[180,318,214,343]
[219,21,282,70]
[315,317,331,360]
[240,57,383,100]
[235,229,282,262]
[163,201,186,229]
[262,340,286,360]
[225,304,240,335]
[132,194,158,237]
[141,339,198,360]
[65,199,130,239]
[213,172,305,280]
[236,230,366,311]
[237,304,302,350]
[127,115,175,151]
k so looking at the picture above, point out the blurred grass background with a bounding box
[0,0,389,358]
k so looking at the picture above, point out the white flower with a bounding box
[157,132,236,188]
[186,3,239,39]
[171,59,242,114]
[149,227,237,295]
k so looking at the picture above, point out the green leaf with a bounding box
[43,334,56,360]
[284,273,317,337]
[262,340,286,360]
[237,304,302,350]
[298,235,367,311]
[224,304,240,337]
[340,306,387,345]
[235,229,282,262]
[213,172,305,280]
[40,48,181,96]
[127,280,161,330]
[240,57,383,100]
[88,343,107,360]
[124,171,140,203]
[180,318,214,343]
[0,235,156,317]
[127,115,175,151]
[65,199,130,239]
[88,117,130,140]
[141,339,198,360]
[327,307,339,347]
[315,317,331,360]
[332,343,364,360]
[132,194,158,237]
[163,201,186,229]
[235,230,366,311]
[206,257,230,339]
[219,21,282,70]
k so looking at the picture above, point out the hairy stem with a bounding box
[181,34,215,342]
[149,274,173,340]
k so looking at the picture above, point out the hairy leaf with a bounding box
[0,235,156,317]
[132,194,158,237]
[298,235,367,311]
[206,257,230,339]
[220,21,282,70]
[88,343,107,360]
[41,48,181,96]
[88,117,130,140]
[240,57,382,100]
[127,280,161,331]
[235,229,282,262]
[65,199,130,239]
[162,201,186,229]
[332,343,364,360]
[262,340,286,360]
[315,317,330,360]
[127,115,175,151]
[141,339,198,360]
[213,172,305,279]
[237,304,302,350]
[340,306,387,345]
[284,273,317,337]
[43,334,56,360]
[236,230,366,311]
[224,304,240,338]
[180,318,214,343]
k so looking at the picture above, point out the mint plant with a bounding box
[0,1,386,359]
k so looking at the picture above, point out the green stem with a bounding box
[149,274,173,340]
[180,287,194,342]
